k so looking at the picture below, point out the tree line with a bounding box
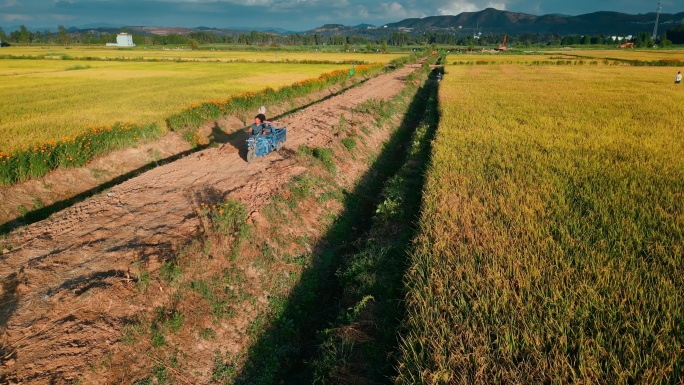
[1,24,682,48]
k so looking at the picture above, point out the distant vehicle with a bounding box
[620,42,635,48]
[0,41,10,47]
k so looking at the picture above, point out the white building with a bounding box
[106,33,136,47]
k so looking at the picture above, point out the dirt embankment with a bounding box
[0,63,421,384]
[0,74,377,230]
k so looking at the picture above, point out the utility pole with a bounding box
[652,1,662,41]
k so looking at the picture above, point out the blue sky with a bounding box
[1,0,679,31]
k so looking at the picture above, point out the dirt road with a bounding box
[0,63,420,383]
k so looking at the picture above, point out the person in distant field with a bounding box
[676,71,682,84]
[247,114,273,136]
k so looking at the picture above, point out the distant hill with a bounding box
[385,8,684,35]
[14,7,684,39]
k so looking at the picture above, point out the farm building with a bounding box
[106,33,135,47]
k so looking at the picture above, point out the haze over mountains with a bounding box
[9,8,684,37]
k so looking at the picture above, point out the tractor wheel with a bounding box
[247,149,256,163]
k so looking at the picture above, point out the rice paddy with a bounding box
[0,46,403,63]
[0,59,352,152]
[396,63,684,383]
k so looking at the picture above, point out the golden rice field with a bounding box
[561,49,684,61]
[0,59,351,152]
[447,49,684,65]
[446,53,566,65]
[397,64,684,383]
[1,46,403,63]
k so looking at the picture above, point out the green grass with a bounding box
[309,60,440,383]
[341,137,357,152]
[0,122,160,186]
[396,64,684,383]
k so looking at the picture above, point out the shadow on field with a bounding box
[234,68,441,384]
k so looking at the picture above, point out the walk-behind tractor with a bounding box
[246,126,287,163]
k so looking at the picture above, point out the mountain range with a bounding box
[9,8,684,37]
[386,8,684,35]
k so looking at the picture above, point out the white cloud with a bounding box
[487,2,507,10]
[378,1,428,19]
[437,1,478,15]
[437,0,509,15]
[159,0,273,4]
[381,2,408,18]
[0,13,33,22]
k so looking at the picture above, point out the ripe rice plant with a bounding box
[565,49,684,62]
[448,50,684,67]
[0,62,383,185]
[396,64,684,383]
[0,46,405,64]
[0,60,358,152]
[167,63,384,130]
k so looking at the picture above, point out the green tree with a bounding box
[381,38,387,53]
[665,24,684,44]
[250,30,259,45]
[84,31,94,45]
[660,36,672,47]
[19,25,31,43]
[189,38,199,50]
[44,30,54,44]
[0,26,7,42]
[635,31,654,48]
[57,25,70,46]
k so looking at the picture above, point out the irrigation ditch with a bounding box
[234,62,441,384]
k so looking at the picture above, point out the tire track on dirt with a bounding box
[0,63,421,383]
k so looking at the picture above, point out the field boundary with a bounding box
[0,54,421,232]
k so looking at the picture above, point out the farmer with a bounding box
[676,71,682,84]
[247,113,273,136]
